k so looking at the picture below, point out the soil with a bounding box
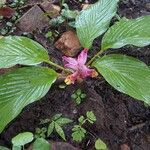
[0,0,150,150]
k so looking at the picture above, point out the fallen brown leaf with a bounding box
[0,7,15,18]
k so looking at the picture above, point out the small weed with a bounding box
[72,111,96,142]
[71,89,86,105]
[95,138,108,150]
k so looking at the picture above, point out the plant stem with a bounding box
[45,60,71,73]
[87,49,104,66]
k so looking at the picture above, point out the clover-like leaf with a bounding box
[55,117,73,126]
[76,0,119,48]
[47,122,55,137]
[55,123,66,141]
[93,54,150,105]
[0,67,57,133]
[52,114,62,121]
[0,36,49,68]
[86,111,96,123]
[102,16,150,50]
[72,126,86,142]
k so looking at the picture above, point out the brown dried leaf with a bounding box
[0,7,15,18]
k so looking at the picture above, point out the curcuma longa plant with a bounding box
[0,0,150,133]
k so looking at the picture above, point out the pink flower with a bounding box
[63,49,98,85]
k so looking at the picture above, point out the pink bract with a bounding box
[63,49,98,85]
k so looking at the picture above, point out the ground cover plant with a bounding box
[0,0,150,149]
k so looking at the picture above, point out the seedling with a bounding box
[45,31,53,41]
[39,114,72,141]
[0,0,150,134]
[11,131,50,150]
[95,138,108,150]
[11,132,34,150]
[47,114,73,141]
[35,127,47,139]
[71,89,86,105]
[50,3,78,27]
[72,111,96,142]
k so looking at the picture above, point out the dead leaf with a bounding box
[0,7,15,18]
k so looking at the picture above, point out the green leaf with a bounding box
[71,93,77,99]
[47,122,55,137]
[76,0,118,48]
[93,54,150,105]
[12,132,34,146]
[55,117,73,126]
[78,116,85,124]
[52,114,62,121]
[71,126,86,142]
[0,67,57,133]
[0,146,10,150]
[75,97,81,105]
[81,93,86,99]
[76,89,82,95]
[86,111,96,122]
[95,138,107,150]
[12,146,21,150]
[55,123,66,141]
[33,138,50,150]
[0,36,49,68]
[102,16,150,50]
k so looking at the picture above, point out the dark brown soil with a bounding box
[0,0,150,150]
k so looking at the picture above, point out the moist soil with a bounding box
[0,0,150,150]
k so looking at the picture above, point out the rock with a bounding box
[40,1,60,18]
[55,30,81,57]
[16,5,49,32]
[51,142,81,150]
[27,0,44,4]
[120,144,130,150]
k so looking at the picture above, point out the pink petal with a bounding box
[79,65,93,78]
[62,56,78,70]
[77,49,88,65]
[65,71,78,84]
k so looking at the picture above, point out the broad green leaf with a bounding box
[55,117,73,126]
[0,146,10,150]
[33,138,50,150]
[102,16,150,50]
[93,54,150,105]
[47,122,55,136]
[95,138,107,150]
[0,67,57,133]
[12,146,21,150]
[55,123,66,141]
[76,0,118,48]
[12,132,34,146]
[0,36,49,68]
